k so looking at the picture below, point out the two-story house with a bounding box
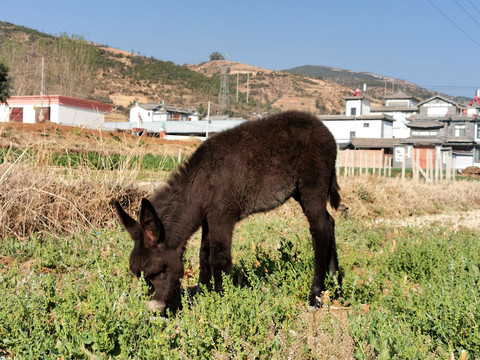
[320,95,395,148]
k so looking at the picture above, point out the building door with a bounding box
[453,154,473,170]
[413,146,435,169]
[10,108,23,122]
[35,107,50,122]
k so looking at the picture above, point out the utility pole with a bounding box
[206,101,211,139]
[217,54,231,114]
[246,73,249,104]
[39,57,45,122]
[236,73,239,103]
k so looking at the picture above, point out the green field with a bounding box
[1,213,479,359]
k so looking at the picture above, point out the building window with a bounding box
[455,124,466,137]
[412,130,438,136]
[350,108,357,116]
[363,123,369,128]
[477,124,480,139]
[350,131,356,139]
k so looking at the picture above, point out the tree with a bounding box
[0,33,96,99]
[209,52,225,61]
[0,62,11,104]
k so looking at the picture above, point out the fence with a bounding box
[337,149,457,182]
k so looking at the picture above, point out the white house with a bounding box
[129,102,200,128]
[0,95,113,127]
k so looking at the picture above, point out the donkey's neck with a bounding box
[150,182,202,251]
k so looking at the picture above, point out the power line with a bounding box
[418,85,479,89]
[466,0,480,16]
[454,0,480,29]
[426,0,480,48]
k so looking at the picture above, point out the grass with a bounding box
[1,217,479,358]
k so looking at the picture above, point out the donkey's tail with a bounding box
[328,166,341,210]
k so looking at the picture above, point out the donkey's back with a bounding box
[187,110,339,219]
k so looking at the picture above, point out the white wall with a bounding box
[129,105,154,127]
[56,105,104,127]
[0,104,37,123]
[346,99,361,116]
[0,105,10,122]
[383,121,393,138]
[345,98,370,116]
[380,111,412,138]
[323,118,389,144]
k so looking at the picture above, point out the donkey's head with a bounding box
[114,198,184,315]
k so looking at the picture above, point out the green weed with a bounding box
[1,217,479,358]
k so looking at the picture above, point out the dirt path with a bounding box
[377,209,480,231]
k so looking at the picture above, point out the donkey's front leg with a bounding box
[198,220,212,290]
[208,216,235,293]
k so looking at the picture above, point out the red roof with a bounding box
[7,95,113,113]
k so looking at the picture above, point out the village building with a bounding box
[101,102,245,139]
[393,95,480,169]
[128,102,200,128]
[320,94,397,168]
[319,96,394,148]
[0,95,113,127]
[370,90,419,139]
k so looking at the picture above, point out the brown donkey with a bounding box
[115,110,341,314]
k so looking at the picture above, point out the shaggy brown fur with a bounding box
[115,110,341,314]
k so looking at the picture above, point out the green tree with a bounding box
[209,52,225,61]
[0,62,11,104]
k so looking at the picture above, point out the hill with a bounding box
[0,20,459,120]
[284,65,437,101]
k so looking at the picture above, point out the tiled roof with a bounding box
[319,114,394,122]
[417,95,460,107]
[349,137,403,149]
[385,91,419,101]
[138,103,162,111]
[371,106,418,112]
[407,120,443,128]
[403,137,444,145]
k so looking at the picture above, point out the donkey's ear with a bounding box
[139,198,165,247]
[114,200,142,241]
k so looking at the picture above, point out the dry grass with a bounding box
[2,122,480,240]
[0,163,149,239]
[0,121,200,157]
[3,157,480,240]
[338,176,480,219]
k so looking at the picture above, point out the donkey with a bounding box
[115,110,341,314]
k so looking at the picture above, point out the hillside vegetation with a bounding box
[285,65,438,101]
[0,20,448,120]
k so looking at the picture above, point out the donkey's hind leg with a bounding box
[326,213,342,288]
[294,186,335,307]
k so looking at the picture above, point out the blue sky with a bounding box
[2,0,479,98]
